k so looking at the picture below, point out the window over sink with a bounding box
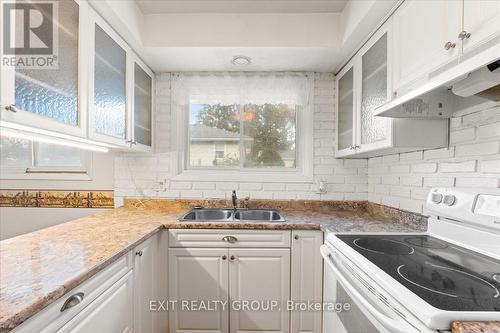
[188,103,297,169]
[173,73,313,182]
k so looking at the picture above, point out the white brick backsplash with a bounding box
[477,122,500,139]
[170,182,192,190]
[286,183,311,192]
[412,163,438,173]
[455,177,499,188]
[382,175,399,185]
[400,176,423,187]
[423,147,454,160]
[192,182,216,190]
[400,151,423,161]
[263,183,286,191]
[239,183,263,191]
[390,164,410,174]
[115,74,498,209]
[368,105,500,213]
[216,183,240,191]
[455,141,499,157]
[439,160,477,173]
[450,127,475,143]
[479,160,500,173]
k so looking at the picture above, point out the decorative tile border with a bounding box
[0,190,114,208]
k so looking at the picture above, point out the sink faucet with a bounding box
[232,190,238,210]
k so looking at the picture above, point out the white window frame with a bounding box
[171,92,314,183]
[0,141,92,180]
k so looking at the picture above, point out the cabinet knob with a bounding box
[60,292,84,312]
[230,255,236,261]
[294,235,299,240]
[222,236,238,243]
[135,250,143,256]
[222,255,227,260]
[458,30,471,40]
[444,42,456,50]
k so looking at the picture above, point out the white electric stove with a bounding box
[321,187,500,333]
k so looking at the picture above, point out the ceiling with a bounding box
[141,47,339,72]
[135,0,349,14]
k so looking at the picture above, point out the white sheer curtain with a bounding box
[171,72,312,106]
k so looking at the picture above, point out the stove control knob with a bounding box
[443,195,456,206]
[431,193,443,204]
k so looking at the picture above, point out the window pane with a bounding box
[34,143,82,167]
[15,0,79,125]
[189,104,240,167]
[94,25,126,139]
[243,104,296,168]
[0,137,32,167]
[134,63,152,146]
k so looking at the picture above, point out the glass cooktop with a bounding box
[336,234,500,311]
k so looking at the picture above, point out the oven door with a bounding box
[321,245,432,333]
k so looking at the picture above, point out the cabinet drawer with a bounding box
[168,229,291,248]
[13,253,133,333]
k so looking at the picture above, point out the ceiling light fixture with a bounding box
[232,56,251,66]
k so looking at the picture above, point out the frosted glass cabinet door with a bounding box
[93,24,127,140]
[337,67,355,151]
[133,63,153,147]
[360,33,389,146]
[1,0,85,137]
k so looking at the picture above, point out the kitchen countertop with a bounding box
[451,322,500,333]
[1,199,427,331]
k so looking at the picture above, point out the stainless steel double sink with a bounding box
[179,208,286,222]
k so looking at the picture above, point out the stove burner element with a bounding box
[405,236,448,249]
[398,263,500,300]
[353,238,415,255]
[493,274,500,284]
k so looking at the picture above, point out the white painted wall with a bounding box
[367,104,500,214]
[114,73,368,203]
[0,152,115,239]
[0,208,108,240]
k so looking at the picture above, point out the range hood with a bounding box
[375,42,500,118]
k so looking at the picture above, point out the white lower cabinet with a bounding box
[56,271,134,333]
[169,248,229,333]
[229,248,290,333]
[290,231,323,333]
[168,229,322,333]
[134,232,168,333]
[12,233,168,333]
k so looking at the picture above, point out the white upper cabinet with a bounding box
[392,0,462,96]
[1,2,154,151]
[336,64,356,157]
[0,0,89,137]
[357,26,392,153]
[130,58,154,151]
[462,0,500,52]
[335,20,449,158]
[88,10,130,147]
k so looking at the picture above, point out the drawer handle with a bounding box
[60,292,84,312]
[222,236,238,243]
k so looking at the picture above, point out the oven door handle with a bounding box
[321,245,426,333]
